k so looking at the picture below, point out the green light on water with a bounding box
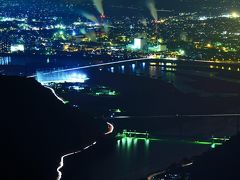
[121,137,126,147]
[133,138,138,146]
[117,131,224,150]
[145,139,150,149]
[192,141,222,146]
[117,140,120,147]
[117,136,222,147]
[127,137,133,147]
[193,141,212,145]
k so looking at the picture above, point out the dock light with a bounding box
[211,143,216,149]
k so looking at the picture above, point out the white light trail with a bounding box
[114,113,240,119]
[56,141,97,180]
[44,86,67,104]
[181,162,193,167]
[105,122,114,135]
[148,170,166,180]
[183,113,240,117]
[28,58,150,78]
[56,121,114,180]
[114,116,131,119]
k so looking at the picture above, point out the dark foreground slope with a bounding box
[153,134,240,179]
[190,134,240,179]
[0,76,105,180]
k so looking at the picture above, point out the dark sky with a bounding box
[12,0,187,10]
[3,0,239,17]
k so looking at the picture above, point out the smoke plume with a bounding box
[146,0,158,21]
[81,11,99,23]
[92,0,104,16]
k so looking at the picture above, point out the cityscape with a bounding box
[1,0,240,180]
[1,0,240,61]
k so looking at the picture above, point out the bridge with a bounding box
[116,129,230,149]
[113,113,240,134]
[28,57,151,78]
[114,113,240,119]
[27,55,240,79]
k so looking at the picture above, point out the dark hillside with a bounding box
[152,134,240,179]
[0,76,105,180]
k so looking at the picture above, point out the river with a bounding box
[38,60,239,180]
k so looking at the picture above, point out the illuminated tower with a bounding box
[100,14,106,25]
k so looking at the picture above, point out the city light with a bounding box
[10,44,24,53]
[1,1,240,180]
[36,71,89,84]
[72,31,76,36]
[179,49,185,55]
[134,38,141,49]
[231,12,239,18]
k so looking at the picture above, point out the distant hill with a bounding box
[0,76,105,180]
[153,134,240,179]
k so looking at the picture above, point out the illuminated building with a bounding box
[148,44,168,52]
[10,44,25,53]
[127,38,147,51]
[36,71,89,84]
[0,41,11,53]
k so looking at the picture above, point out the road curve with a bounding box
[105,122,114,135]
[44,86,67,104]
[56,122,114,180]
[41,81,114,180]
[56,141,97,180]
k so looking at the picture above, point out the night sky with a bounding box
[11,0,239,15]
[2,0,239,17]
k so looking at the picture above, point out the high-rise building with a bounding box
[10,44,25,53]
[127,38,147,51]
[0,41,11,53]
[180,32,188,42]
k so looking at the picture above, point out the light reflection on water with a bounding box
[117,137,150,155]
[106,61,177,84]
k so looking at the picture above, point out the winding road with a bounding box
[43,84,114,180]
